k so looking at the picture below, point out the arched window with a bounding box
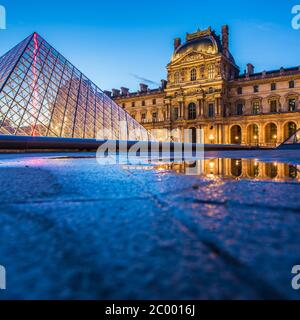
[190,68,197,81]
[188,103,197,120]
[208,64,215,79]
[174,72,180,84]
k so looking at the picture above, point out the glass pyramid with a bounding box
[0,33,149,141]
[282,129,300,145]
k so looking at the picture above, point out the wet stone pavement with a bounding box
[0,150,300,299]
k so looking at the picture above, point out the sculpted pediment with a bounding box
[170,50,215,66]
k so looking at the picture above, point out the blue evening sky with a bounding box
[0,0,299,91]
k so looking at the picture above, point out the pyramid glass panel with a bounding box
[282,129,300,145]
[0,33,149,140]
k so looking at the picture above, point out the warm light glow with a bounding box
[209,134,215,141]
[273,135,277,140]
[209,161,215,169]
[235,136,239,140]
[254,135,258,140]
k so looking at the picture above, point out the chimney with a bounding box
[174,37,181,50]
[112,89,121,97]
[247,63,254,76]
[139,83,148,93]
[222,25,229,53]
[104,90,112,98]
[161,79,167,90]
[121,87,129,96]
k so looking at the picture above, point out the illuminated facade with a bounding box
[0,33,149,141]
[112,26,300,146]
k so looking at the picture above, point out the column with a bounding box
[258,123,264,146]
[179,102,183,119]
[277,122,284,144]
[216,98,221,116]
[181,102,186,119]
[241,125,247,145]
[197,99,201,118]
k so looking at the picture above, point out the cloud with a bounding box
[130,73,159,86]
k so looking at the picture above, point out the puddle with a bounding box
[151,158,300,183]
[47,155,300,183]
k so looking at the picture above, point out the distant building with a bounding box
[111,26,300,146]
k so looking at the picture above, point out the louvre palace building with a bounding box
[110,25,300,146]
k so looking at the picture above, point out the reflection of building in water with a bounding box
[112,25,300,146]
[157,159,300,181]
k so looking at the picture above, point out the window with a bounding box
[190,68,197,81]
[122,103,126,109]
[200,65,205,78]
[271,83,276,91]
[289,80,295,89]
[208,87,214,94]
[141,113,146,122]
[270,100,277,113]
[253,85,259,93]
[253,101,260,114]
[237,103,243,115]
[131,101,135,108]
[173,107,179,120]
[289,99,296,112]
[208,104,215,118]
[188,103,197,120]
[208,64,214,79]
[152,112,157,122]
[237,87,243,95]
[152,99,156,105]
[174,72,180,84]
[142,100,145,107]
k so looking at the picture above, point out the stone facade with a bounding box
[110,25,300,146]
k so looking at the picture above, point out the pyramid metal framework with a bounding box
[282,128,300,145]
[0,33,149,140]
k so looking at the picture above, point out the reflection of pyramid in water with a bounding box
[0,33,149,140]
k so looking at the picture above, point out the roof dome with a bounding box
[174,35,220,57]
